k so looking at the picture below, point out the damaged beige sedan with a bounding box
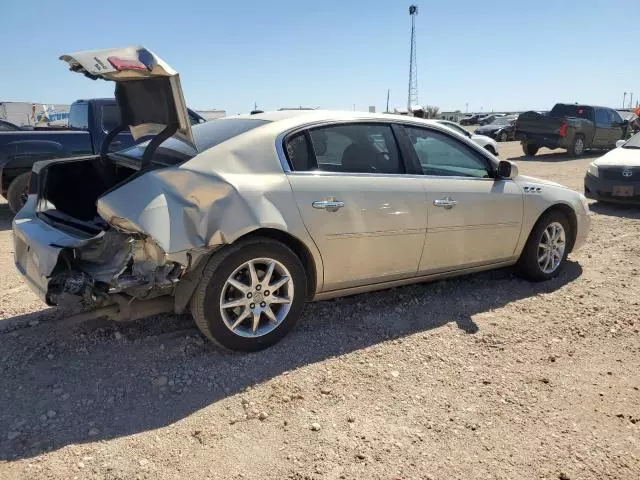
[13,46,590,351]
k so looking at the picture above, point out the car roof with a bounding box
[220,109,447,129]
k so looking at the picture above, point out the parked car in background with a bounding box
[474,116,518,142]
[0,98,206,213]
[13,46,591,352]
[460,114,481,125]
[618,110,639,137]
[584,133,640,203]
[437,120,500,155]
[478,114,506,126]
[515,103,629,157]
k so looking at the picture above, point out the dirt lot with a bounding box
[0,142,639,480]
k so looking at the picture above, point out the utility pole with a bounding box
[386,89,390,113]
[630,92,634,109]
[407,5,419,111]
[623,92,627,109]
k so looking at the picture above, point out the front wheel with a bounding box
[522,142,539,156]
[499,131,509,142]
[7,172,31,214]
[190,237,307,351]
[516,211,571,281]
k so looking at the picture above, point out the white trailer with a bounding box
[0,102,70,127]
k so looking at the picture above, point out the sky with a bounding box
[1,0,638,115]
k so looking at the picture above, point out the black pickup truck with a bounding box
[0,98,206,212]
[515,103,630,157]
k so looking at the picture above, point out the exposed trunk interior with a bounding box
[38,157,138,235]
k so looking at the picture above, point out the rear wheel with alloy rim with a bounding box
[570,135,585,156]
[190,237,307,351]
[516,211,571,281]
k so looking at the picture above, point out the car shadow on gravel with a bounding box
[0,203,13,231]
[0,261,582,460]
[588,202,640,219]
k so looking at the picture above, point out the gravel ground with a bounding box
[0,142,639,480]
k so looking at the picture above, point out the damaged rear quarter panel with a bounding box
[96,127,324,288]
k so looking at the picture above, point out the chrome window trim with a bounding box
[275,117,498,175]
[284,170,502,182]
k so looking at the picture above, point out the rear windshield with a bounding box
[550,104,593,119]
[118,118,270,165]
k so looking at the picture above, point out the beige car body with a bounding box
[13,47,590,318]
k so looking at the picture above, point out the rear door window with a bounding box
[101,105,120,132]
[595,108,611,127]
[68,103,89,130]
[286,124,404,174]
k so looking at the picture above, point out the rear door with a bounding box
[609,109,626,144]
[593,108,614,148]
[284,122,427,292]
[401,125,523,272]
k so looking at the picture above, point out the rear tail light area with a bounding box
[107,56,149,72]
[559,121,568,137]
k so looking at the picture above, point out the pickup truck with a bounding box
[515,103,629,157]
[0,98,206,212]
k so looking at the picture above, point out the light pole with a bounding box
[623,92,627,109]
[630,92,634,109]
[465,102,468,113]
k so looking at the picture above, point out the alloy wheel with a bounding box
[537,222,566,274]
[219,257,294,338]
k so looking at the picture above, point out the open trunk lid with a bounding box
[60,46,194,149]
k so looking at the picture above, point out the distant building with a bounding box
[437,111,465,122]
[195,109,226,120]
[0,102,70,126]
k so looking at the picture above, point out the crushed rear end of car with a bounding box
[12,46,198,318]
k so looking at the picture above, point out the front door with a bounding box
[284,123,427,292]
[402,125,523,272]
[593,108,617,148]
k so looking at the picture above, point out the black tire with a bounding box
[516,210,571,282]
[499,131,509,142]
[190,237,307,352]
[523,142,539,156]
[569,134,585,157]
[7,172,31,214]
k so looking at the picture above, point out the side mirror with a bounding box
[616,139,626,148]
[497,160,518,179]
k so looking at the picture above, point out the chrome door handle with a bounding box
[433,197,457,209]
[312,200,345,212]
